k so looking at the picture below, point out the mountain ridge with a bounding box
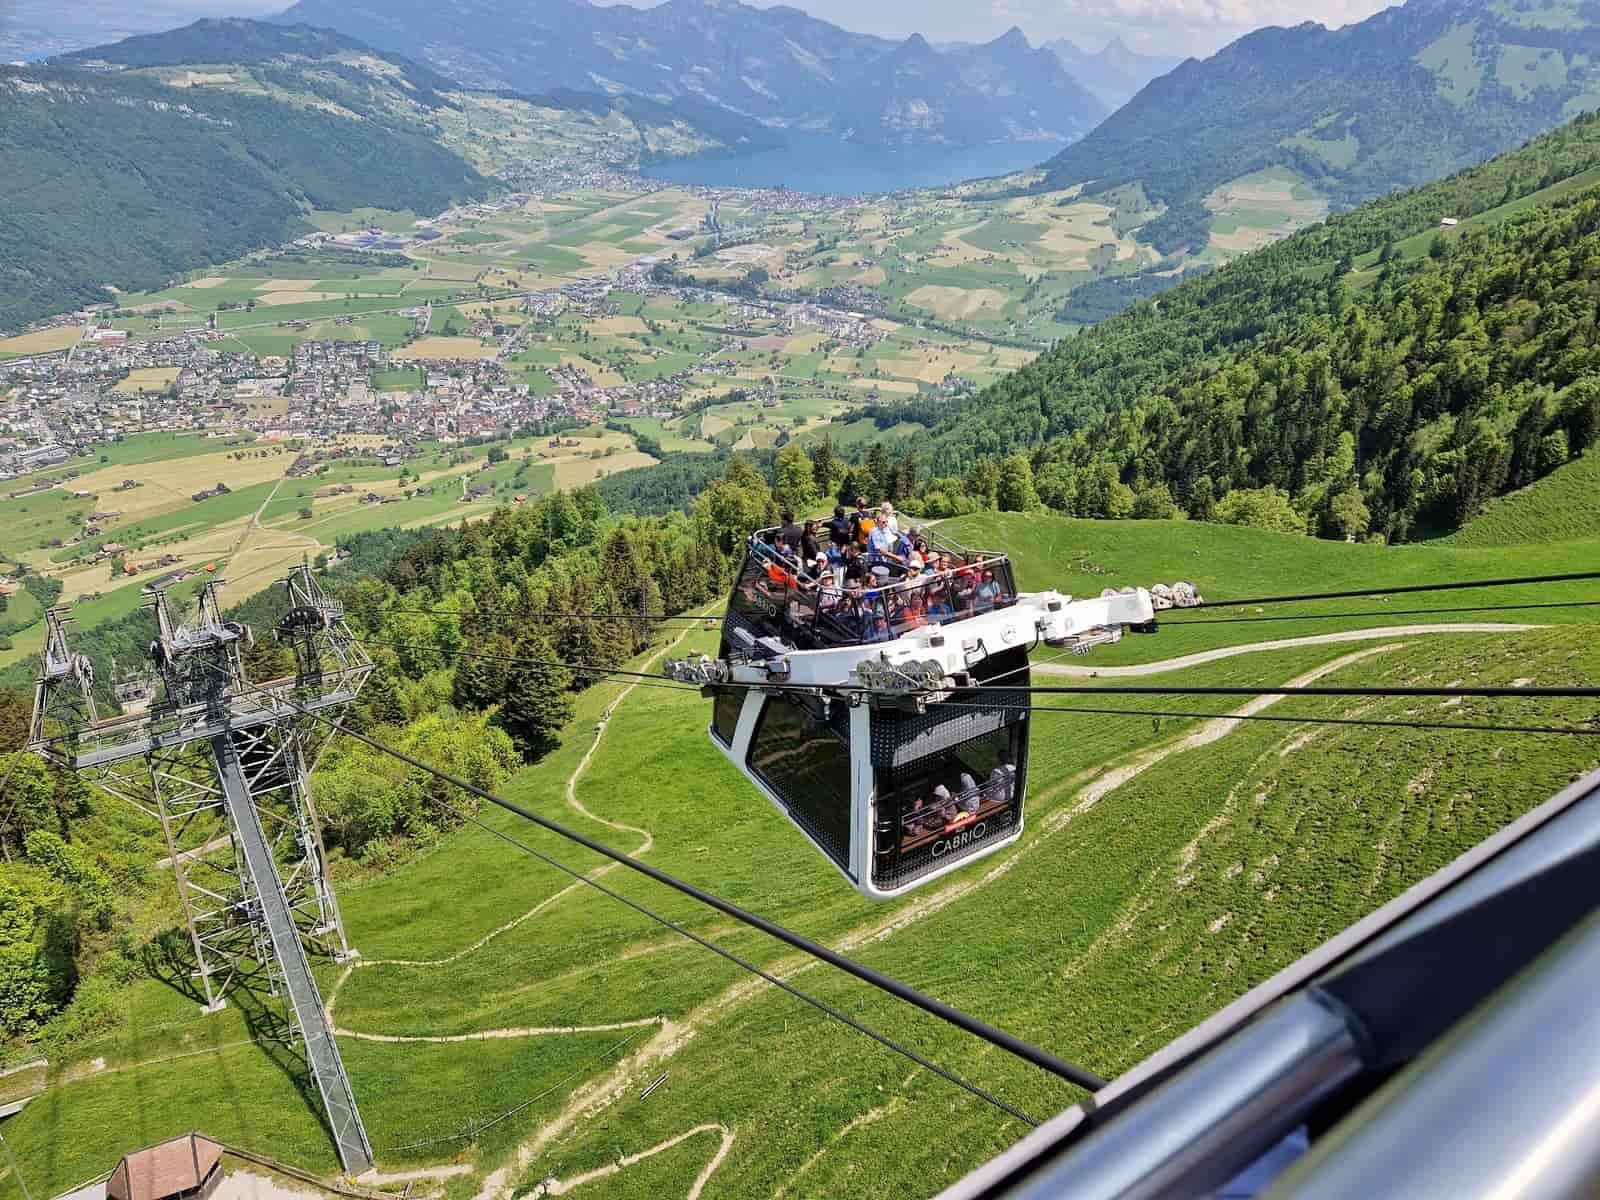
[269,0,1106,146]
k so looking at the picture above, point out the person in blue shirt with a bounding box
[975,570,1002,612]
[867,522,902,572]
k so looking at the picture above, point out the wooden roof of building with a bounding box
[106,1133,224,1200]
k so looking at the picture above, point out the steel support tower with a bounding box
[28,567,376,1174]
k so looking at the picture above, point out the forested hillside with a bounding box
[1042,0,1600,253]
[911,111,1600,542]
[0,62,488,330]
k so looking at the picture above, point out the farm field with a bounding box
[0,326,81,359]
[6,506,1598,1195]
[0,429,655,680]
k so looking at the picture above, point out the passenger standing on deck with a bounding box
[851,496,875,547]
[868,520,902,572]
[826,506,853,586]
[879,502,901,539]
[801,519,822,564]
[777,510,804,556]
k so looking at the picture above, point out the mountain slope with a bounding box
[0,25,495,331]
[923,111,1600,542]
[270,0,1103,146]
[1046,37,1184,109]
[1043,0,1600,253]
[836,29,1105,147]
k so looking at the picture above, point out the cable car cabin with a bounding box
[671,527,1167,900]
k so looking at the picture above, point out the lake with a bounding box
[640,132,1066,194]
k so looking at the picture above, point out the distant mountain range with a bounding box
[1045,37,1184,109]
[1043,0,1600,251]
[269,0,1106,147]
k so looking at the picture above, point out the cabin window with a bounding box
[711,688,743,746]
[872,721,1027,891]
[748,697,854,875]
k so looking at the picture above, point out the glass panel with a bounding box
[748,697,854,876]
[711,688,743,746]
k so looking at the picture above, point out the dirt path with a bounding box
[536,1124,734,1199]
[331,622,700,981]
[1043,644,1404,836]
[1035,624,1538,678]
[335,1016,661,1045]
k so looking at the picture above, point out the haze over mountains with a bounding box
[269,0,1108,146]
[1045,37,1184,109]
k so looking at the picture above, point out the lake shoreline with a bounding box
[641,131,1067,194]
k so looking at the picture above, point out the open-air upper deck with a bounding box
[722,525,1019,655]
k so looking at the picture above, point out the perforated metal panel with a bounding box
[869,647,1030,892]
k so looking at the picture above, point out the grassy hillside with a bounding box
[5,510,1598,1193]
[943,511,1600,662]
[1441,447,1600,547]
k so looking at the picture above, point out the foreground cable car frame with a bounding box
[671,527,1197,899]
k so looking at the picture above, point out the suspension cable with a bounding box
[417,791,1045,1126]
[1194,571,1600,610]
[355,634,1600,705]
[1162,599,1600,626]
[230,671,1108,1095]
[939,699,1600,739]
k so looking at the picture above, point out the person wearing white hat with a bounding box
[932,783,955,823]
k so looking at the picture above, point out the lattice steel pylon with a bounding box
[28,567,376,1174]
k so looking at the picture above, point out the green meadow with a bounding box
[6,499,1598,1194]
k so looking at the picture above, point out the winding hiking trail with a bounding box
[536,1124,735,1199]
[1034,624,1538,677]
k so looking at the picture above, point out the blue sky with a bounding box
[10,0,1400,57]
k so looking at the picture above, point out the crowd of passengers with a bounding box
[894,763,1018,842]
[752,498,1011,638]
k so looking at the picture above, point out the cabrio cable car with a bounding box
[668,527,1198,899]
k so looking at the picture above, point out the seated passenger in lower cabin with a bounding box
[958,772,980,814]
[926,580,954,623]
[902,794,930,839]
[990,763,1016,804]
[933,784,956,823]
[861,593,893,643]
[899,588,928,630]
